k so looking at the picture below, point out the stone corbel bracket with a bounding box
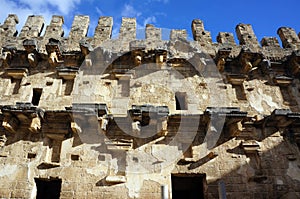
[0,46,17,68]
[238,48,263,74]
[215,47,232,72]
[128,105,169,136]
[288,50,300,76]
[203,107,248,137]
[1,103,45,133]
[5,68,28,79]
[23,39,39,67]
[46,38,63,67]
[56,66,79,80]
[267,109,300,128]
[68,103,108,135]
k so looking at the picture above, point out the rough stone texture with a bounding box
[0,14,300,199]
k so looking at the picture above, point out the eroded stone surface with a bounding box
[0,14,300,199]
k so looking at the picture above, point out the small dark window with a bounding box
[32,88,42,106]
[71,154,79,161]
[27,153,36,159]
[175,92,187,110]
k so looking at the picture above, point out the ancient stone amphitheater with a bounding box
[0,14,300,199]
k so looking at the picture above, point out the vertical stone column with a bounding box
[93,16,113,46]
[170,29,187,40]
[0,14,19,37]
[191,19,212,45]
[217,32,236,45]
[19,15,44,38]
[145,24,161,40]
[236,24,260,49]
[119,17,136,40]
[277,27,300,50]
[44,15,64,39]
[67,15,90,51]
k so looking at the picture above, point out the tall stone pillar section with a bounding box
[0,14,19,37]
[67,15,90,51]
[235,23,260,50]
[146,24,161,40]
[277,27,300,50]
[191,19,213,45]
[44,15,64,39]
[19,15,44,38]
[170,29,187,40]
[119,17,136,41]
[217,32,236,46]
[93,16,113,47]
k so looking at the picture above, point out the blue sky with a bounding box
[1,0,300,43]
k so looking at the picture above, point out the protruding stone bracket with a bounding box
[2,114,19,133]
[105,138,133,151]
[56,66,78,80]
[46,38,63,67]
[241,140,260,154]
[273,76,293,86]
[215,48,232,72]
[204,107,248,137]
[1,103,44,133]
[288,50,300,76]
[0,135,7,147]
[5,68,28,79]
[267,109,300,128]
[67,103,108,134]
[227,74,247,85]
[1,46,17,68]
[129,105,169,136]
[131,50,143,66]
[79,39,94,56]
[23,39,39,67]
[238,48,263,74]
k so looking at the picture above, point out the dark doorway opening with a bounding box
[172,174,207,199]
[32,88,43,106]
[35,178,61,199]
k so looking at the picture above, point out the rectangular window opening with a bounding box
[71,154,80,161]
[175,92,187,110]
[32,88,43,106]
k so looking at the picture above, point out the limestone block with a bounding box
[19,15,44,38]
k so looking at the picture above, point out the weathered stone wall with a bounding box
[0,14,300,199]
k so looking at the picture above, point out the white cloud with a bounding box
[96,7,104,16]
[0,0,81,36]
[121,4,141,18]
[18,0,81,15]
[143,16,157,27]
[147,0,169,4]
